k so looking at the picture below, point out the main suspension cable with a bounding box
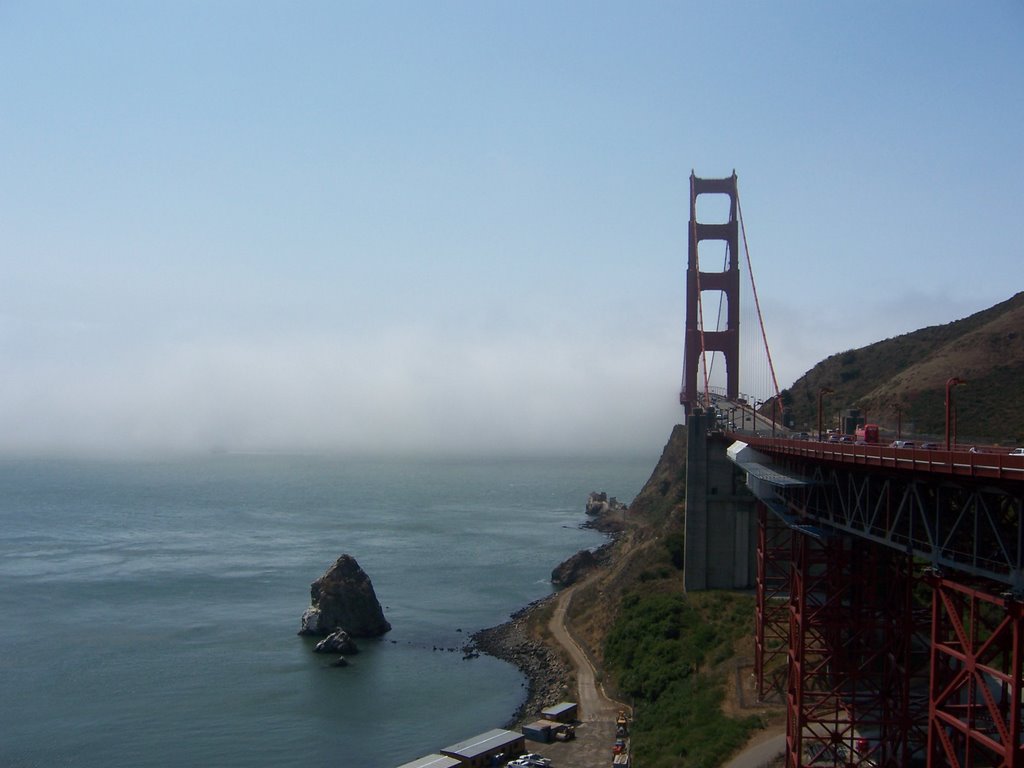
[736,187,782,404]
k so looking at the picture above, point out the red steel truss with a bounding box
[762,525,1024,768]
[783,529,923,766]
[926,573,1024,767]
[756,500,791,700]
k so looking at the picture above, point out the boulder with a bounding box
[551,549,597,587]
[552,542,614,587]
[314,629,359,654]
[298,554,391,638]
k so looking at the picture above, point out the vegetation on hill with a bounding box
[604,583,763,767]
[774,292,1024,444]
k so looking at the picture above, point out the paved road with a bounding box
[722,732,785,768]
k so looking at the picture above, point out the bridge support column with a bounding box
[683,410,757,591]
[784,530,919,767]
[756,500,792,700]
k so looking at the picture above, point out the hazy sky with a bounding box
[1,2,1021,458]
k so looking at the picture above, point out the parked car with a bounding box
[512,754,551,768]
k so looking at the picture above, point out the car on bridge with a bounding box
[890,440,916,448]
[1010,448,1024,456]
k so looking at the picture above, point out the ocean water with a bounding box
[0,454,654,767]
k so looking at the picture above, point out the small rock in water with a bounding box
[314,629,359,655]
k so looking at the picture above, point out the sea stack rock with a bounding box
[298,554,391,638]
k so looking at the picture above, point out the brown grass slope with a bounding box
[777,292,1024,444]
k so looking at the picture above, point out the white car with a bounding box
[1010,448,1024,456]
[513,754,552,768]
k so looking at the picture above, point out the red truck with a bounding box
[855,424,879,444]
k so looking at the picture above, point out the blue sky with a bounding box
[1,1,1021,457]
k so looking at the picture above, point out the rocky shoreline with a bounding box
[468,596,573,728]
[466,491,626,727]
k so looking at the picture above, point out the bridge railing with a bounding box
[732,435,1024,482]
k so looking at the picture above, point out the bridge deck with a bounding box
[728,433,1024,482]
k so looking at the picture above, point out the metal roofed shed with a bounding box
[440,728,525,767]
[540,701,578,722]
[522,718,560,743]
[396,755,462,768]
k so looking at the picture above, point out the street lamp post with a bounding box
[945,377,965,450]
[817,387,834,442]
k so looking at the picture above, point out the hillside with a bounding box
[775,292,1024,444]
[561,426,783,767]
[552,294,1023,765]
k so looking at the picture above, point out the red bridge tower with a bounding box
[680,171,740,414]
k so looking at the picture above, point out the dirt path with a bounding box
[533,584,629,768]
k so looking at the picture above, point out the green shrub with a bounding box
[665,531,685,569]
[604,587,761,765]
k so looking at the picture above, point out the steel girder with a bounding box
[777,462,1024,592]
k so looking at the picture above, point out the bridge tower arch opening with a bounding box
[681,171,740,414]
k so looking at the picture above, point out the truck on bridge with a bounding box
[854,423,879,444]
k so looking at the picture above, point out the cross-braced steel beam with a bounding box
[756,499,791,700]
[784,530,923,766]
[926,573,1024,768]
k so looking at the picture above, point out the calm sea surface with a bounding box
[0,454,654,767]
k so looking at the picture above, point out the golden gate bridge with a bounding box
[679,172,1024,767]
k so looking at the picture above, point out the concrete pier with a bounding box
[683,409,757,591]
